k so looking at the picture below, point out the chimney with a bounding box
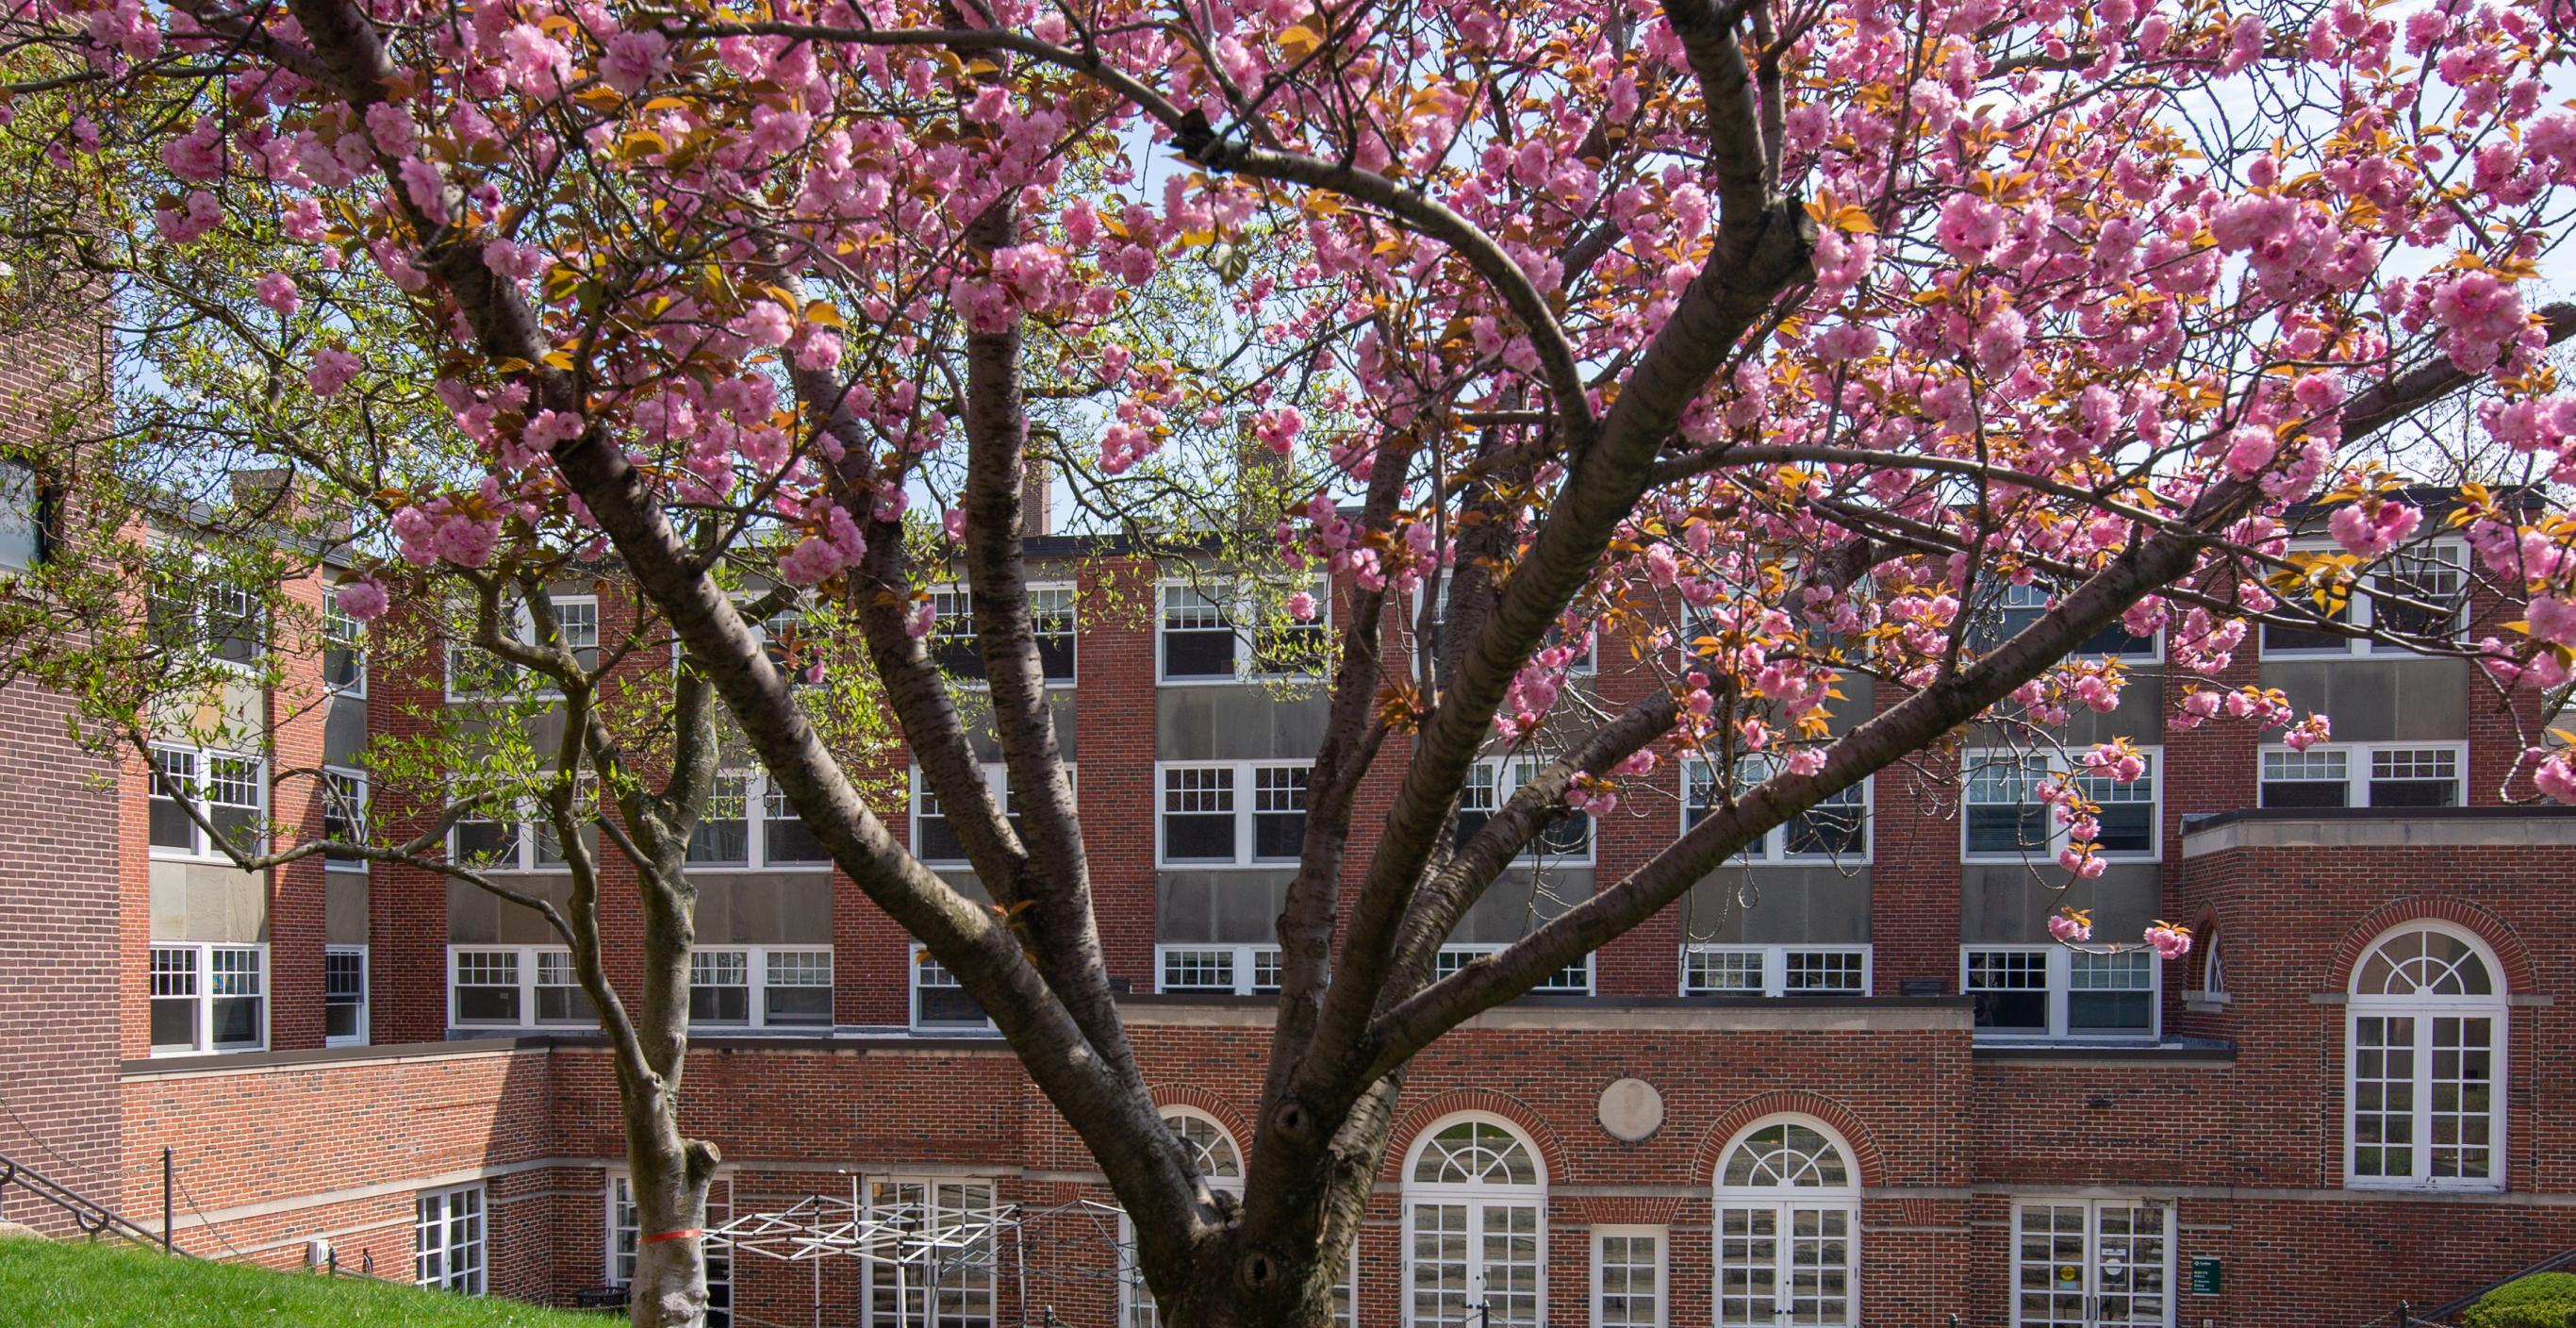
[1021,452,1052,540]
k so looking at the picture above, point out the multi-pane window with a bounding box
[687,946,833,1030]
[1434,944,1593,994]
[1405,1118,1545,1328]
[1124,1115,1351,1327]
[2012,1200,2171,1328]
[1964,946,2157,1040]
[1715,1120,1858,1328]
[1963,749,2159,860]
[1421,581,1597,675]
[2259,742,2463,808]
[416,1184,487,1294]
[449,946,597,1029]
[450,791,581,872]
[864,1179,997,1328]
[1595,1228,1665,1328]
[2347,925,2506,1191]
[1682,760,1869,862]
[1971,579,2158,659]
[1453,758,1593,862]
[324,946,369,1046]
[928,584,1077,684]
[912,948,990,1032]
[149,563,266,667]
[2263,543,2468,654]
[1155,763,1309,866]
[148,746,265,859]
[0,457,42,573]
[446,594,600,696]
[147,943,265,1054]
[322,767,368,868]
[322,584,366,694]
[909,765,1068,866]
[1158,579,1329,681]
[1682,946,1871,997]
[1154,944,1286,995]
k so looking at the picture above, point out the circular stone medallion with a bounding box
[1597,1077,1664,1142]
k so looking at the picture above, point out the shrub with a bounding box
[2461,1273,2576,1328]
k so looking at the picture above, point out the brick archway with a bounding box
[1148,1085,1255,1144]
[1690,1091,1885,1189]
[1379,1089,1573,1186]
[2328,897,2533,994]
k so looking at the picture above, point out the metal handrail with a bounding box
[0,1152,185,1254]
[2362,1245,2576,1328]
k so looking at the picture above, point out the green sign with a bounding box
[2190,1256,2222,1295]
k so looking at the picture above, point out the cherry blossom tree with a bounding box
[8,0,2576,1321]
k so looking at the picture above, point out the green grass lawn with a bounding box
[0,1236,610,1326]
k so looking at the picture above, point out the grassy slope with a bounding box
[0,1237,607,1327]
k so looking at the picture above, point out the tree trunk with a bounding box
[625,1106,720,1328]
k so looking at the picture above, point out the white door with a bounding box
[1718,1203,1858,1326]
[2013,1201,2173,1328]
[1407,1198,1542,1327]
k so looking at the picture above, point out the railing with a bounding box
[0,1149,183,1254]
[2365,1245,2576,1328]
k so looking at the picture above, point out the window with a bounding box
[1155,762,1310,866]
[148,561,266,667]
[864,1179,996,1328]
[1157,579,1329,682]
[1682,759,1869,862]
[1404,1116,1544,1328]
[2259,742,2463,808]
[927,583,1076,684]
[416,1184,486,1294]
[322,584,366,694]
[909,765,1067,867]
[0,458,44,573]
[1681,946,1871,996]
[1971,579,2159,659]
[1962,749,2159,860]
[2262,542,2467,655]
[751,600,821,689]
[686,946,832,1030]
[1434,944,1593,994]
[1964,946,2158,1040]
[2347,924,2506,1191]
[448,946,597,1029]
[446,594,600,697]
[148,746,265,860]
[1422,581,1597,675]
[322,767,367,868]
[449,790,583,872]
[324,946,369,1046]
[1453,758,1593,863]
[2011,1200,2172,1328]
[912,947,991,1032]
[1120,1112,1357,1328]
[1154,944,1284,994]
[610,1175,732,1323]
[1594,1227,1665,1328]
[1715,1118,1858,1328]
[146,943,265,1054]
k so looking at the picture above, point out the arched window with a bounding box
[1714,1117,1859,1328]
[2348,923,2507,1190]
[1403,1116,1545,1327]
[1122,1112,1355,1328]
[1167,1109,1242,1185]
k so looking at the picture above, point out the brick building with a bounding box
[7,491,2571,1327]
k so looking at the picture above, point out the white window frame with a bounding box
[907,764,1074,868]
[444,593,600,700]
[685,944,834,1031]
[685,767,832,871]
[416,1183,487,1294]
[1593,1225,1667,1328]
[148,554,267,671]
[147,942,269,1055]
[1960,747,2161,863]
[1679,944,1874,997]
[448,787,590,872]
[1962,945,2161,1041]
[2344,921,2509,1193]
[1153,760,1311,867]
[1433,943,1593,994]
[1400,1113,1548,1328]
[1978,579,2164,662]
[910,944,995,1034]
[1457,756,1595,866]
[2259,539,2469,657]
[2007,1198,2176,1328]
[1153,943,1285,995]
[2256,740,2467,809]
[0,457,42,574]
[322,582,367,696]
[861,1177,998,1328]
[1155,576,1331,685]
[1681,757,1873,864]
[924,581,1078,688]
[1714,1115,1861,1328]
[322,765,369,870]
[147,744,267,862]
[446,944,599,1031]
[324,944,370,1047]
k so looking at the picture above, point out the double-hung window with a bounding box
[927,583,1076,684]
[416,1184,487,1293]
[322,584,366,694]
[1970,579,2159,659]
[324,946,369,1046]
[1681,945,1872,997]
[1155,762,1309,866]
[148,558,266,668]
[1964,946,2157,1040]
[2262,541,2467,654]
[1682,758,1869,862]
[1154,944,1285,995]
[688,946,834,1030]
[1962,748,2160,860]
[448,945,596,1029]
[322,767,368,868]
[147,746,266,860]
[1454,758,1593,863]
[446,594,600,697]
[148,942,267,1054]
[1434,943,1593,994]
[911,947,991,1032]
[2258,741,2463,808]
[910,765,1068,866]
[1157,579,1329,682]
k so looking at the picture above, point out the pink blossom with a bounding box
[499,25,572,93]
[2327,502,2420,558]
[2536,754,2576,804]
[906,600,936,639]
[601,30,670,95]
[1934,193,2006,261]
[2222,426,2278,479]
[306,347,361,397]
[254,272,299,317]
[943,508,967,540]
[334,576,389,622]
[1287,590,1318,622]
[2145,921,2193,959]
[2047,909,2093,942]
[2528,596,2576,645]
[732,302,795,348]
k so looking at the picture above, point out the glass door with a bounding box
[2014,1201,2172,1328]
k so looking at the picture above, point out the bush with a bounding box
[2462,1273,2576,1328]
